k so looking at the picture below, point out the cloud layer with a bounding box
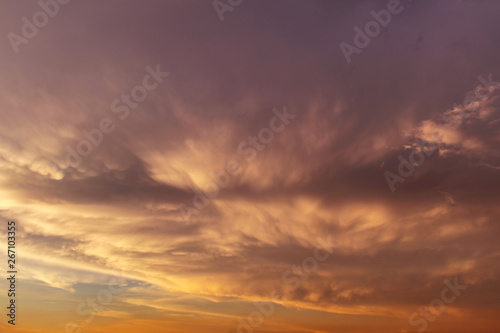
[0,1,499,332]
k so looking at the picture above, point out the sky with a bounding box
[0,0,499,332]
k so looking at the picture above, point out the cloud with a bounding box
[0,1,499,332]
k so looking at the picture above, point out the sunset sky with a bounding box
[1,1,500,333]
